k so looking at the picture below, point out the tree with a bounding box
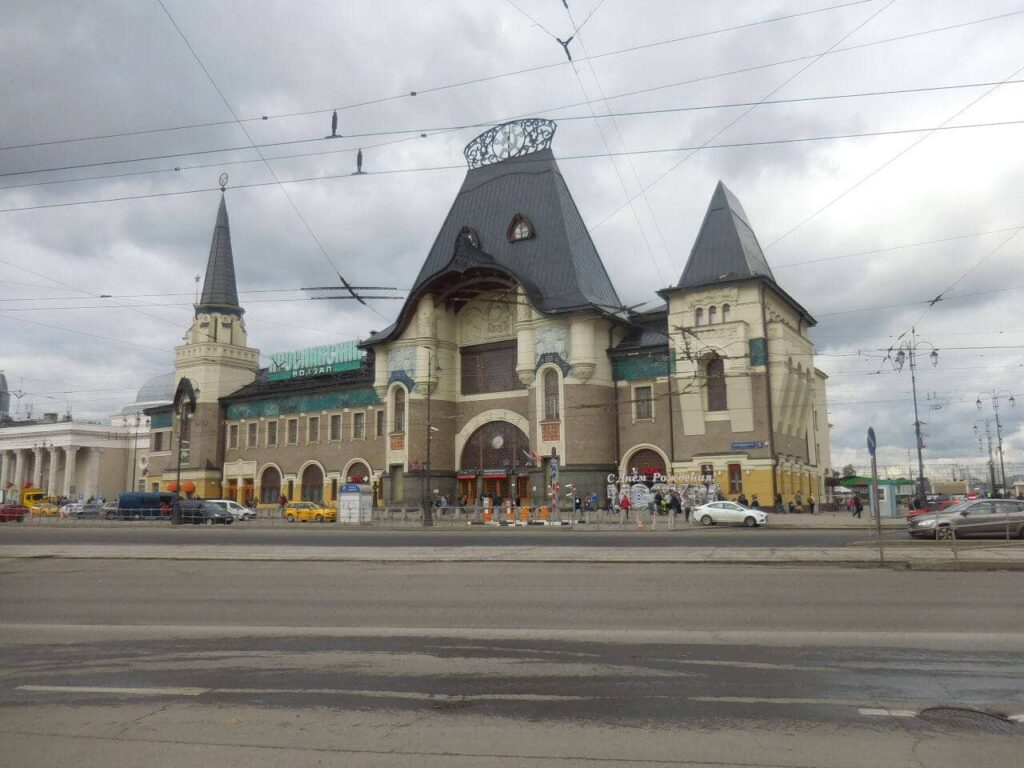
[841,464,857,478]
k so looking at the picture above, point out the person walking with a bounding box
[619,493,631,520]
[794,490,803,513]
[807,495,816,515]
[853,495,863,519]
[668,491,682,521]
[737,492,749,507]
[847,495,857,516]
[750,494,760,510]
[774,493,784,514]
[278,493,287,516]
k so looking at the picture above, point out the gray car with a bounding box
[908,498,1024,540]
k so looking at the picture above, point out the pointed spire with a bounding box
[677,181,775,289]
[196,194,242,316]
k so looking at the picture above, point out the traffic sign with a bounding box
[867,427,877,457]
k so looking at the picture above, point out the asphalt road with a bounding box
[1,559,1021,767]
[0,524,902,548]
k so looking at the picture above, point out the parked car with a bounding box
[0,503,27,523]
[30,502,60,517]
[908,498,1024,540]
[282,501,336,523]
[117,491,177,520]
[102,501,119,518]
[177,500,234,525]
[60,501,104,518]
[206,499,257,520]
[693,501,768,527]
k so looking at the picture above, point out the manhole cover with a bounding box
[917,707,1018,733]
[432,698,471,712]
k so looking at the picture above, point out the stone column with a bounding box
[31,447,43,488]
[14,450,27,490]
[47,446,60,494]
[63,446,79,498]
[0,451,9,495]
[84,448,102,498]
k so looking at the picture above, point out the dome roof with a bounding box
[135,372,175,404]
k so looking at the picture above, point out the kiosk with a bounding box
[337,483,373,524]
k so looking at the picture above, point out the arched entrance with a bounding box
[301,464,324,502]
[459,421,531,503]
[345,461,370,484]
[622,447,669,509]
[259,466,281,504]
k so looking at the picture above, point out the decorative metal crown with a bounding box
[463,119,557,169]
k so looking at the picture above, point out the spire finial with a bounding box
[218,172,229,191]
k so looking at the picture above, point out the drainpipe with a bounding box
[760,282,778,504]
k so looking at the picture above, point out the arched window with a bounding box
[507,213,534,242]
[259,466,281,504]
[706,356,727,412]
[459,226,480,248]
[301,464,324,502]
[694,308,704,326]
[392,387,406,433]
[722,303,731,322]
[346,461,371,484]
[708,305,717,323]
[543,368,560,421]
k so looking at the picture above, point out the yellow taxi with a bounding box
[282,501,336,523]
[30,502,60,517]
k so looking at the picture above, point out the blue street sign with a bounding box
[867,427,877,457]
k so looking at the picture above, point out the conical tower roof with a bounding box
[196,194,242,316]
[677,181,775,289]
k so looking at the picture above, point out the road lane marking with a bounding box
[17,685,207,696]
[859,708,917,717]
[1009,714,1024,722]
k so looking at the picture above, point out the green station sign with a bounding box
[268,341,361,381]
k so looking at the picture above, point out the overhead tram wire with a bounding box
[1,1,878,154]
[154,0,380,321]
[2,116,1022,215]
[763,59,1024,252]
[7,72,1024,187]
[564,1,674,283]
[587,0,897,232]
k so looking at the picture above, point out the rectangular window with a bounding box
[329,413,342,441]
[635,386,653,420]
[228,424,239,449]
[247,422,258,448]
[728,463,742,494]
[330,478,338,501]
[460,341,523,395]
[376,409,384,438]
[266,421,278,447]
[287,418,298,445]
[308,416,320,444]
[151,431,164,452]
[353,412,365,439]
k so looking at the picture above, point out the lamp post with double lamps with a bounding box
[976,390,1015,496]
[889,328,938,500]
[973,418,998,497]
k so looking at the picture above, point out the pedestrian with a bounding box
[590,491,598,511]
[737,492,749,507]
[750,494,760,510]
[774,493,784,514]
[278,493,287,515]
[619,493,631,519]
[574,495,582,518]
[807,495,816,515]
[853,495,863,518]
[653,491,664,516]
[847,495,856,516]
[668,491,682,520]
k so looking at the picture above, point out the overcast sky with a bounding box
[1,0,1022,477]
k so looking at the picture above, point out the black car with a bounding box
[177,500,233,525]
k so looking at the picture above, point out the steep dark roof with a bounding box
[368,147,621,344]
[677,181,775,289]
[612,306,669,353]
[196,194,242,316]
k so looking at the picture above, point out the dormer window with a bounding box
[459,226,480,248]
[507,214,534,242]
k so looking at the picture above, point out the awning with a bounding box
[483,473,506,480]
[457,474,476,480]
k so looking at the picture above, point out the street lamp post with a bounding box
[890,327,938,501]
[419,347,442,528]
[973,419,998,497]
[122,412,141,493]
[976,390,1015,496]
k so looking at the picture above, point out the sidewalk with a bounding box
[2,543,1020,570]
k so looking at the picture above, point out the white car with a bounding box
[206,499,257,520]
[694,501,767,528]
